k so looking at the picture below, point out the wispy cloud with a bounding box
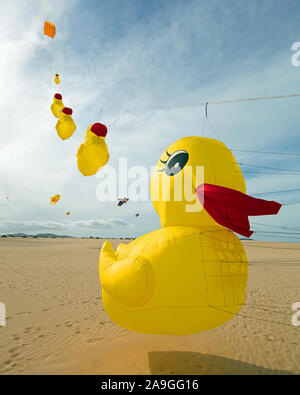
[0,217,127,233]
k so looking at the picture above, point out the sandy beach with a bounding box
[0,237,299,375]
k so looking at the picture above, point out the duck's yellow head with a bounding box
[151,137,246,228]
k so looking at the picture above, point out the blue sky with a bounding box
[1,0,300,241]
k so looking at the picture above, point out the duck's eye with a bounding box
[165,150,189,176]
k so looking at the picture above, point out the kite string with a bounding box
[252,188,300,196]
[107,109,127,129]
[206,116,222,141]
[104,92,300,159]
[243,171,300,175]
[118,92,300,113]
[202,102,223,141]
[209,305,297,329]
[201,112,207,137]
[232,149,300,156]
[102,93,300,161]
[237,162,300,173]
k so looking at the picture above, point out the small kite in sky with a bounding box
[44,21,56,38]
[51,93,64,118]
[54,74,60,85]
[50,194,61,205]
[118,198,129,207]
[76,123,109,176]
[55,107,76,141]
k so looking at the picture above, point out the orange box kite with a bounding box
[44,21,56,38]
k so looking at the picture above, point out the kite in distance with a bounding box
[51,93,64,118]
[50,194,61,205]
[118,198,129,207]
[54,74,60,84]
[55,107,76,141]
[44,21,56,38]
[76,123,109,176]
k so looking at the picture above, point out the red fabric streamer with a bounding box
[196,183,282,238]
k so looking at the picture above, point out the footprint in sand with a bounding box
[8,346,19,354]
[86,337,103,344]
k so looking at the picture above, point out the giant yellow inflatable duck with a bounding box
[99,137,281,335]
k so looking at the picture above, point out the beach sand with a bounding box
[0,237,299,375]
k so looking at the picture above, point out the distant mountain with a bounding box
[35,233,72,238]
[1,233,135,240]
[6,233,28,237]
[1,233,73,238]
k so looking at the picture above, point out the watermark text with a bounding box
[96,158,205,212]
[0,302,6,327]
[291,42,300,67]
[291,302,300,327]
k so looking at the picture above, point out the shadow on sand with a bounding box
[148,351,294,375]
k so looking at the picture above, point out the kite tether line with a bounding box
[107,92,300,144]
[119,93,300,113]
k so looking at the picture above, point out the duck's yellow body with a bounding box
[100,226,247,335]
[99,137,248,335]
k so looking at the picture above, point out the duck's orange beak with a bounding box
[196,184,282,237]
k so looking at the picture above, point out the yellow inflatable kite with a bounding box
[99,137,281,335]
[51,93,64,118]
[50,194,61,205]
[76,123,109,176]
[54,73,60,85]
[55,107,76,140]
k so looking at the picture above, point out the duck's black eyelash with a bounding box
[160,150,172,164]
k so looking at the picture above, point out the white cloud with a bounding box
[0,217,127,233]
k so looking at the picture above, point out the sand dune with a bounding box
[0,238,299,375]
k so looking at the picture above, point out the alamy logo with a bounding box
[0,302,6,327]
[291,302,300,327]
[291,42,300,67]
[95,158,205,212]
